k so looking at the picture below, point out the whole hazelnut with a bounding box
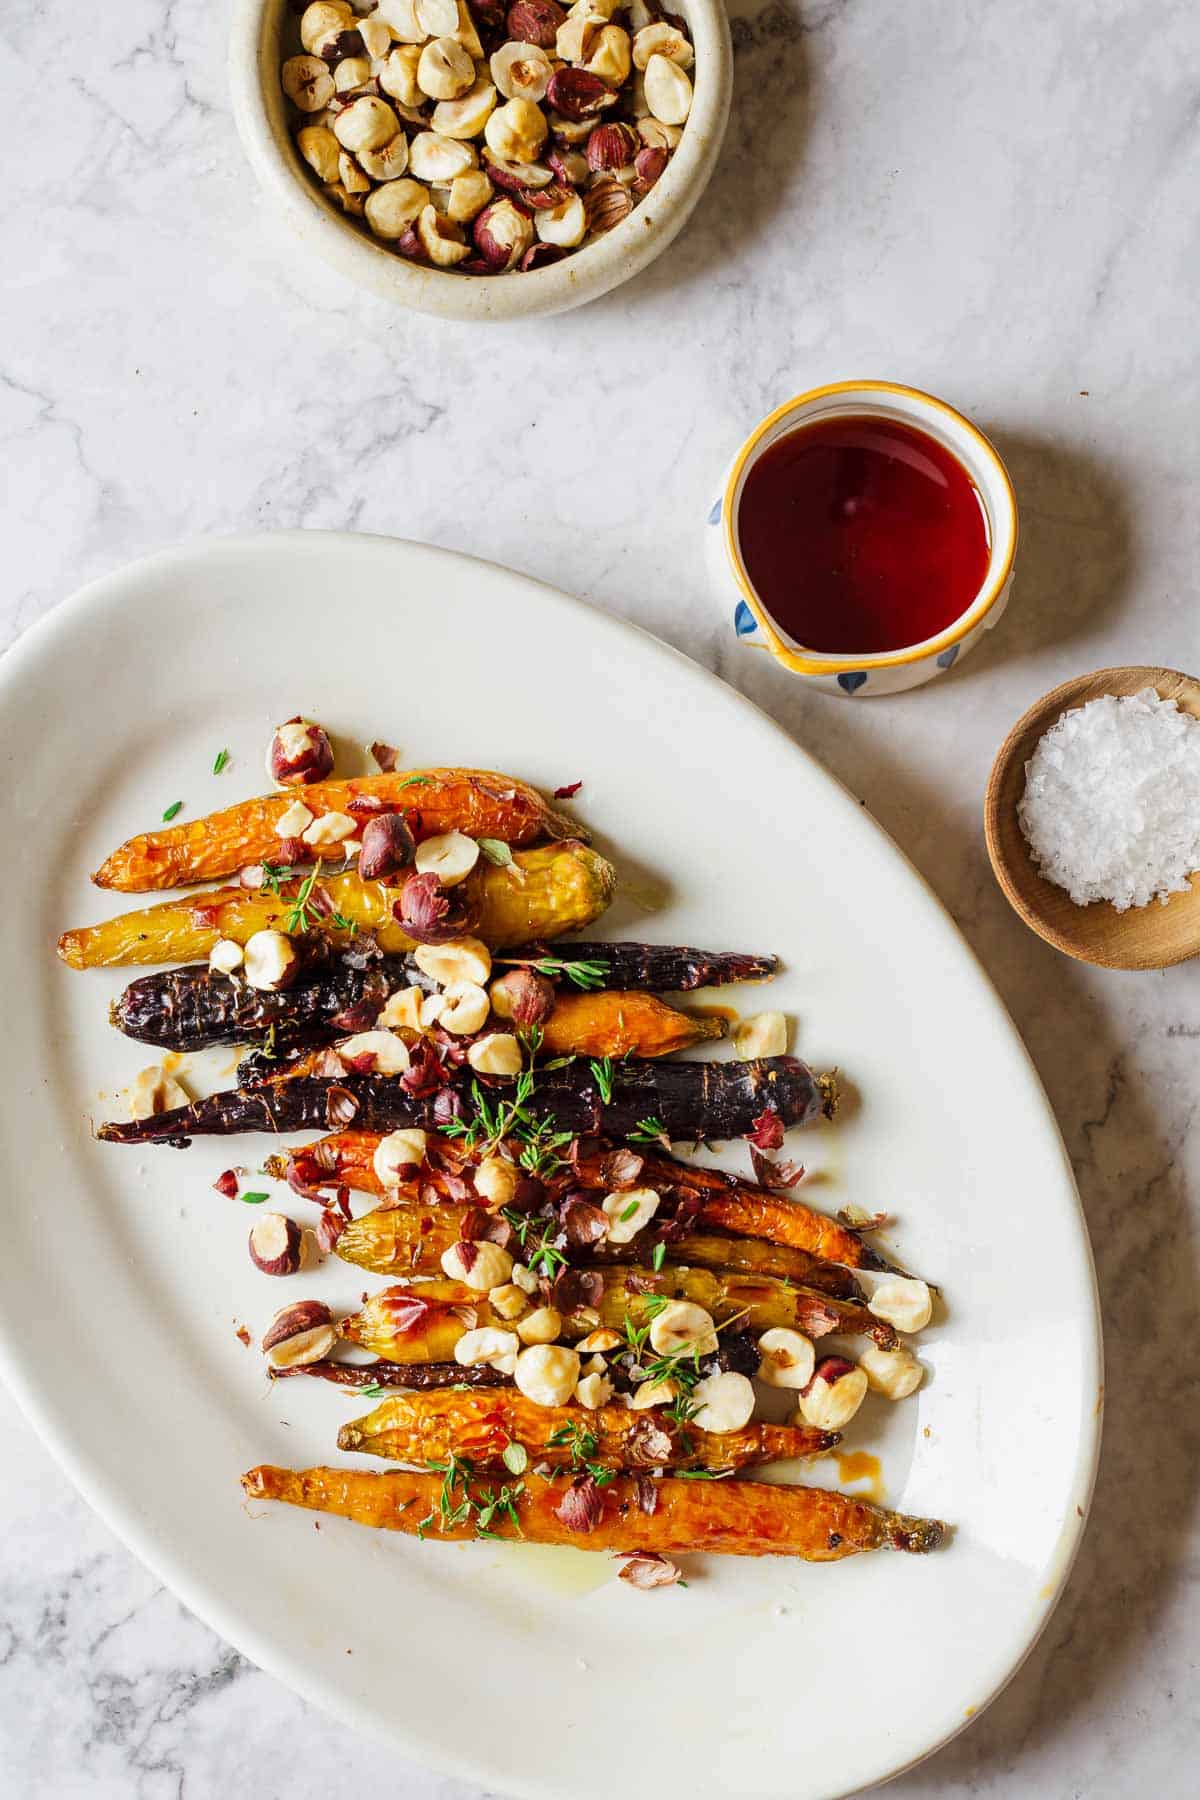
[586,120,638,171]
[248,1213,305,1277]
[358,811,417,881]
[474,197,535,269]
[267,717,335,786]
[584,175,632,234]
[282,55,336,113]
[394,871,476,942]
[633,144,667,191]
[365,177,429,240]
[483,96,549,163]
[489,966,555,1028]
[507,0,566,50]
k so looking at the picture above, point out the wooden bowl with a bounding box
[984,666,1200,969]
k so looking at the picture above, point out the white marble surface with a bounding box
[2,0,1199,1793]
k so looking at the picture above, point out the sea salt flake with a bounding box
[1018,688,1200,910]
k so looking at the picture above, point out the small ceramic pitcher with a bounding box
[706,380,1018,697]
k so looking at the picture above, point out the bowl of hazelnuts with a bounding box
[229,0,732,319]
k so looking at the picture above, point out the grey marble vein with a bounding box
[2,0,1199,1794]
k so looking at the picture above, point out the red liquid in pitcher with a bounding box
[736,416,991,654]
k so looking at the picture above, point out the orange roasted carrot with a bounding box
[248,991,723,1085]
[93,767,580,891]
[242,1464,946,1559]
[538,990,724,1058]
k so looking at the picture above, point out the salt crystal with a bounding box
[1018,688,1200,910]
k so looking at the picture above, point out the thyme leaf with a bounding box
[161,800,183,822]
[212,747,230,775]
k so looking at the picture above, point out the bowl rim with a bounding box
[720,379,1020,674]
[228,0,732,321]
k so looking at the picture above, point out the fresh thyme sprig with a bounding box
[545,1420,616,1487]
[589,1057,614,1105]
[441,1072,535,1158]
[285,867,322,933]
[628,1115,670,1148]
[439,1045,574,1178]
[495,954,611,992]
[501,1205,567,1277]
[417,1454,526,1541]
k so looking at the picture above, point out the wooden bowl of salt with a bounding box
[985,666,1200,969]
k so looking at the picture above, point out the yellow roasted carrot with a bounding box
[57,841,613,969]
[339,1270,895,1364]
[94,767,581,891]
[337,1387,837,1470]
[335,1202,860,1293]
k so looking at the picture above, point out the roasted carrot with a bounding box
[112,953,758,1057]
[270,1331,764,1394]
[339,1269,896,1363]
[269,1357,512,1392]
[113,958,404,1050]
[96,1055,832,1146]
[335,1201,862,1296]
[272,1131,892,1275]
[538,990,725,1058]
[605,1151,892,1272]
[60,841,613,969]
[234,991,723,1084]
[337,1388,836,1470]
[93,767,580,892]
[242,1464,946,1559]
[498,942,779,991]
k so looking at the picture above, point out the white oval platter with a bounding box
[0,533,1101,1800]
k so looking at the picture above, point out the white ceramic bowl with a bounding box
[705,380,1020,697]
[229,0,732,321]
